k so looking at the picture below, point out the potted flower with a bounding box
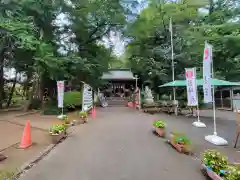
[225,164,240,180]
[79,111,88,123]
[49,124,67,144]
[63,115,71,126]
[202,149,228,179]
[153,120,166,137]
[170,132,191,154]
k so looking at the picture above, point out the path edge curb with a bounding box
[14,143,56,179]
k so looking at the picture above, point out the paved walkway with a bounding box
[19,107,205,180]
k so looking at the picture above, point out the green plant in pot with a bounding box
[153,120,165,128]
[203,149,228,175]
[49,124,67,135]
[173,133,191,145]
[153,120,166,137]
[226,165,240,180]
[170,132,191,153]
[63,115,70,125]
[79,111,88,122]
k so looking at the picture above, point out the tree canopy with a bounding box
[0,0,137,108]
[125,0,240,92]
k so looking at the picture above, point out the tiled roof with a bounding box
[101,69,135,80]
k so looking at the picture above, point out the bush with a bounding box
[29,98,41,109]
[42,91,82,115]
[64,91,82,109]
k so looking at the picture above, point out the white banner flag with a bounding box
[185,68,198,106]
[57,81,64,108]
[82,83,93,111]
[203,42,213,103]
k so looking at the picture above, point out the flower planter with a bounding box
[201,164,224,180]
[80,117,88,123]
[155,127,165,137]
[169,138,190,154]
[170,139,185,153]
[50,131,67,144]
[72,118,86,125]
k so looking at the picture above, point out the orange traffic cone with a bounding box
[19,120,32,149]
[92,106,96,119]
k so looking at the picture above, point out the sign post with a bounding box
[82,83,93,112]
[185,68,206,127]
[57,81,64,119]
[203,42,228,145]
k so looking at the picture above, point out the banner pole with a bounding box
[204,42,227,145]
[211,56,217,135]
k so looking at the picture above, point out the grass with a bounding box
[0,169,16,180]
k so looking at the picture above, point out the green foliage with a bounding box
[62,115,70,124]
[172,132,191,145]
[153,120,165,128]
[79,111,88,118]
[0,0,136,109]
[29,98,41,109]
[125,0,240,94]
[0,170,15,180]
[226,165,240,180]
[64,91,82,109]
[203,149,228,175]
[49,124,67,135]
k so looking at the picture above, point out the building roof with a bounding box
[101,69,135,80]
[159,79,240,87]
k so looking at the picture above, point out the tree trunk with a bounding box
[23,82,36,112]
[0,51,5,109]
[6,72,18,107]
[209,0,214,15]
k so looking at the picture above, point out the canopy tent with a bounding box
[159,78,240,87]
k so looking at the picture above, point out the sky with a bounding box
[101,0,147,56]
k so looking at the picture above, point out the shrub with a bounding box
[29,98,41,109]
[203,149,228,175]
[153,120,165,128]
[42,101,67,115]
[64,91,82,109]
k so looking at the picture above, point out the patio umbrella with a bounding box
[159,78,240,87]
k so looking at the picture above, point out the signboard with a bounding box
[203,42,213,103]
[185,68,198,106]
[57,81,64,108]
[82,83,93,111]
